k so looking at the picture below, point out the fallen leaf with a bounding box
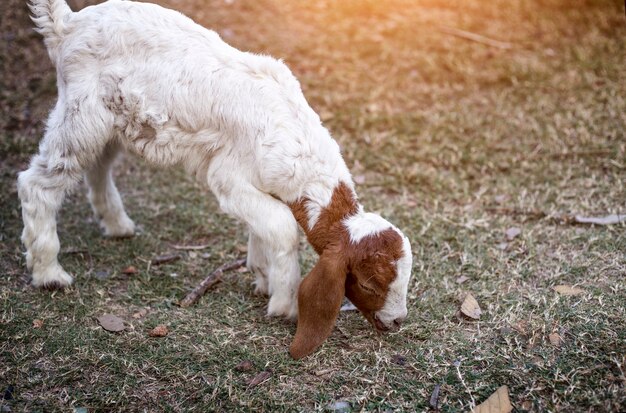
[553,285,584,296]
[235,360,254,372]
[496,242,508,251]
[122,265,138,274]
[151,254,181,265]
[456,275,469,284]
[505,227,521,240]
[575,214,626,225]
[247,370,271,387]
[148,325,168,337]
[460,293,482,320]
[97,314,125,332]
[32,319,43,328]
[132,308,148,319]
[429,384,441,410]
[188,251,198,259]
[472,385,513,413]
[548,332,562,346]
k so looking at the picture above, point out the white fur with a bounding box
[19,0,407,323]
[375,234,412,327]
[343,210,391,243]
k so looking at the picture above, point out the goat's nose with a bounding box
[393,316,406,327]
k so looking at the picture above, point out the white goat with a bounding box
[20,0,413,358]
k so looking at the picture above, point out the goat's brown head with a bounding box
[289,208,413,359]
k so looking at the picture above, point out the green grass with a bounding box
[1,0,625,411]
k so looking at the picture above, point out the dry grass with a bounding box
[1,0,625,411]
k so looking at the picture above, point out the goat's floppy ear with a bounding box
[289,250,347,359]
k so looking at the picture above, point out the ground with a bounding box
[1,0,625,411]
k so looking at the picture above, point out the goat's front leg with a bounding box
[211,179,301,320]
[85,142,135,237]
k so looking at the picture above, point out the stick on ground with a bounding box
[439,26,514,49]
[179,258,247,308]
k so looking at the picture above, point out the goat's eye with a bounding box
[359,283,377,295]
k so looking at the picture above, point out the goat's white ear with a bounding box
[289,250,347,359]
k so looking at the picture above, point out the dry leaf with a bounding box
[235,360,254,372]
[148,325,168,337]
[496,242,508,251]
[33,319,43,328]
[548,332,562,346]
[97,314,125,332]
[132,308,148,319]
[472,385,513,413]
[247,370,271,387]
[122,265,138,274]
[553,285,584,296]
[429,384,441,410]
[461,293,482,320]
[456,275,469,284]
[574,214,626,225]
[505,227,521,241]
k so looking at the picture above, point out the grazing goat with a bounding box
[20,0,413,358]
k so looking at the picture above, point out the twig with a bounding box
[485,207,574,224]
[454,360,476,409]
[171,244,210,251]
[179,258,246,308]
[151,253,182,265]
[439,26,513,50]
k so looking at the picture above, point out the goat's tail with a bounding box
[28,0,73,60]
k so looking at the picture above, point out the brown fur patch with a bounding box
[344,228,404,325]
[288,181,358,254]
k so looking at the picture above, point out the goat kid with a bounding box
[20,0,413,358]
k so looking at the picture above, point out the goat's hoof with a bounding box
[267,295,298,320]
[102,216,136,238]
[31,265,73,289]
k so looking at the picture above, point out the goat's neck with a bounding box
[289,181,359,254]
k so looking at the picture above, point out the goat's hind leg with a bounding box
[85,142,135,237]
[18,150,82,288]
[17,101,110,288]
